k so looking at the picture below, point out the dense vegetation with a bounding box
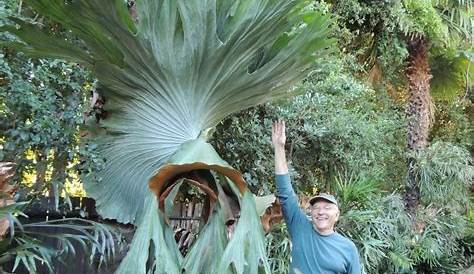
[0,0,472,273]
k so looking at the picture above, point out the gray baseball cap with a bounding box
[309,193,338,206]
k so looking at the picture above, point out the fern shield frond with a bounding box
[3,0,334,272]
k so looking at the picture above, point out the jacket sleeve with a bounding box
[275,173,309,236]
[347,243,362,274]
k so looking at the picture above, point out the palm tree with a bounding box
[399,0,472,215]
[2,1,334,273]
[329,0,472,216]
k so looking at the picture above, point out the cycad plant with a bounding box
[2,0,334,273]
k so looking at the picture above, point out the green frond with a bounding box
[1,0,334,224]
[254,194,276,216]
[1,217,121,274]
[115,195,181,274]
[217,191,270,274]
[181,204,227,273]
[388,249,413,271]
[338,193,410,273]
[434,0,474,41]
[430,50,474,101]
[2,0,335,272]
[411,141,473,208]
[331,172,381,212]
[401,0,447,40]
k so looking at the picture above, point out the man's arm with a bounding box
[272,121,307,234]
[347,244,362,274]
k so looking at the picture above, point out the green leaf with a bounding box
[164,180,184,215]
[430,51,473,101]
[181,205,228,273]
[217,191,271,274]
[254,194,276,216]
[5,0,334,225]
[5,0,335,271]
[116,195,181,274]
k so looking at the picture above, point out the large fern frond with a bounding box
[2,0,333,223]
[2,1,334,272]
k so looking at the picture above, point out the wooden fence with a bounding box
[169,200,203,255]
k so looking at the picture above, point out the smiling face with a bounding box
[310,199,340,235]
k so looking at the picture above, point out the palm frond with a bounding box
[430,50,474,101]
[1,217,121,274]
[410,141,473,208]
[434,0,474,41]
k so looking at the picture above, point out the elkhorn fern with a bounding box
[3,0,334,273]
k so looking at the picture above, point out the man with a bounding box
[272,120,361,274]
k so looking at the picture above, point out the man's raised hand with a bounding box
[272,120,286,149]
[272,120,288,175]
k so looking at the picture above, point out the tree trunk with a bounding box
[404,36,433,217]
[50,151,68,210]
[34,150,48,192]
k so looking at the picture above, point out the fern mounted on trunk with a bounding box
[2,1,334,273]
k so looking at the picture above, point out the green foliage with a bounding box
[328,0,409,79]
[460,202,474,266]
[376,32,409,82]
[433,0,474,44]
[329,0,473,90]
[265,223,291,274]
[0,53,99,204]
[116,195,180,274]
[0,1,99,205]
[430,50,474,101]
[413,141,473,208]
[217,191,270,274]
[333,173,411,274]
[399,0,447,40]
[214,55,406,194]
[0,212,121,274]
[430,100,472,155]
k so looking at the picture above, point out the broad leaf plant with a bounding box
[2,0,334,273]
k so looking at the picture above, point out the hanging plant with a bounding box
[2,0,334,273]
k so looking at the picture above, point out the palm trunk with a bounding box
[404,36,433,216]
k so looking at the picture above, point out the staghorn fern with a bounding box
[2,0,334,273]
